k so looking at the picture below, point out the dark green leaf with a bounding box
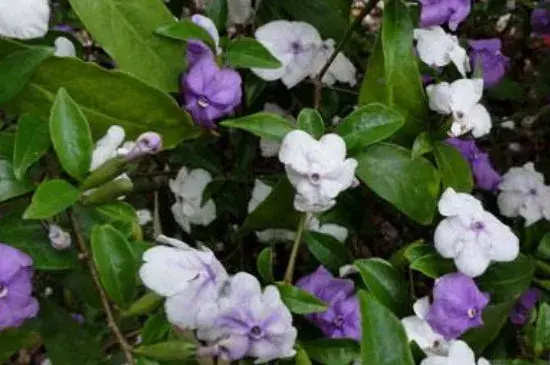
[49,88,93,180]
[0,159,34,203]
[156,20,216,49]
[141,313,172,345]
[354,258,409,316]
[276,282,327,314]
[410,252,455,278]
[356,143,440,225]
[94,202,138,223]
[206,0,228,30]
[433,141,473,193]
[221,112,295,141]
[295,345,313,365]
[534,302,550,355]
[135,341,197,361]
[359,290,414,365]
[91,225,138,308]
[68,0,184,92]
[226,37,282,69]
[257,247,274,282]
[298,108,324,139]
[13,114,51,180]
[336,103,405,150]
[304,231,352,272]
[536,233,550,260]
[302,339,360,365]
[23,179,80,219]
[0,46,53,104]
[0,132,15,159]
[122,292,163,318]
[411,132,433,159]
[0,323,39,362]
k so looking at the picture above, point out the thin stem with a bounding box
[68,211,136,365]
[283,214,307,284]
[313,0,378,109]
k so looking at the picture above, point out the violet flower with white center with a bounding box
[0,243,39,330]
[509,288,540,325]
[196,273,297,363]
[187,15,221,66]
[434,188,519,277]
[425,273,490,340]
[0,0,50,39]
[418,0,471,31]
[139,235,229,330]
[469,39,509,87]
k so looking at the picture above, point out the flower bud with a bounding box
[48,224,72,250]
[125,132,163,160]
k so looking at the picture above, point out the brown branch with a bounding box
[68,211,136,365]
[313,0,379,109]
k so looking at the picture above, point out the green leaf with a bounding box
[304,232,352,272]
[534,302,550,355]
[302,339,360,365]
[12,115,51,180]
[226,37,282,69]
[0,46,53,104]
[276,282,328,314]
[295,345,313,365]
[94,201,138,223]
[141,313,172,345]
[122,292,163,318]
[206,0,228,30]
[257,247,274,282]
[535,232,550,260]
[0,323,39,363]
[0,207,77,270]
[477,254,535,303]
[156,20,216,49]
[433,141,473,193]
[411,132,433,159]
[68,0,183,92]
[409,252,455,278]
[356,143,440,225]
[135,341,197,361]
[0,132,15,159]
[298,108,324,139]
[91,225,138,308]
[221,112,295,141]
[23,179,80,220]
[0,39,197,148]
[354,258,409,316]
[336,103,405,150]
[49,88,93,180]
[462,301,516,355]
[358,1,427,141]
[240,178,301,234]
[0,159,34,203]
[358,290,414,365]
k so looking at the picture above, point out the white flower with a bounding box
[139,235,229,329]
[434,188,519,277]
[228,0,252,25]
[170,167,217,233]
[90,126,126,171]
[498,162,550,226]
[310,39,357,86]
[54,37,76,58]
[420,340,490,365]
[252,20,322,88]
[307,216,348,242]
[137,209,153,226]
[0,0,50,39]
[48,224,72,251]
[426,79,492,138]
[339,264,359,277]
[414,27,470,77]
[279,131,358,213]
[401,297,450,357]
[260,103,296,158]
[191,14,222,55]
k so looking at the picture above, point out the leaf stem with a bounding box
[313,0,378,109]
[68,210,136,365]
[283,214,307,284]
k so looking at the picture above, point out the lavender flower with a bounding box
[187,15,221,66]
[532,5,550,35]
[296,266,361,340]
[418,0,471,31]
[181,56,242,129]
[0,243,39,330]
[426,273,490,340]
[469,39,509,87]
[125,132,163,160]
[509,288,540,325]
[446,138,501,191]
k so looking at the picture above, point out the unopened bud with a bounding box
[125,132,163,160]
[48,224,72,250]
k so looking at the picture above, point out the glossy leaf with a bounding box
[156,20,216,49]
[302,339,360,365]
[535,232,550,260]
[359,290,415,365]
[0,133,15,159]
[221,112,295,141]
[295,345,313,365]
[23,180,80,220]
[134,341,197,361]
[411,132,433,159]
[226,37,282,69]
[409,252,455,278]
[433,141,473,193]
[68,0,183,92]
[141,313,172,345]
[12,114,51,180]
[304,231,352,272]
[298,108,324,139]
[91,225,138,308]
[94,202,138,223]
[356,143,440,225]
[276,283,327,314]
[206,0,228,30]
[0,159,34,203]
[336,103,405,150]
[257,247,274,282]
[122,292,163,318]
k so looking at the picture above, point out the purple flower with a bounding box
[0,243,39,330]
[426,273,490,340]
[125,132,163,160]
[187,40,214,66]
[296,266,360,340]
[181,56,242,129]
[469,39,509,87]
[532,5,550,35]
[509,288,540,325]
[419,0,471,31]
[446,138,501,191]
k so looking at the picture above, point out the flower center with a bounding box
[472,221,485,231]
[309,173,321,184]
[0,283,8,299]
[249,325,264,339]
[197,95,210,108]
[333,315,345,328]
[529,188,538,196]
[455,111,465,119]
[467,308,477,318]
[291,41,302,55]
